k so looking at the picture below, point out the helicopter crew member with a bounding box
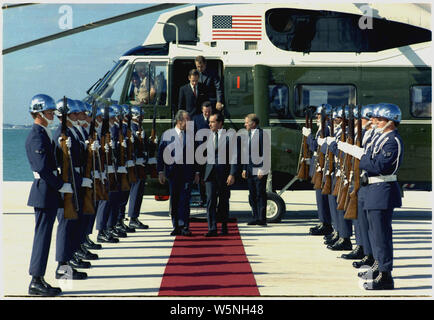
[195,56,224,112]
[178,69,208,118]
[53,98,89,280]
[26,94,65,296]
[243,113,268,227]
[127,106,150,229]
[345,103,403,290]
[304,104,333,236]
[158,110,200,236]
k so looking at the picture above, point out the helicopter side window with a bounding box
[128,62,167,106]
[294,84,356,117]
[410,85,431,118]
[98,60,130,104]
[268,84,289,118]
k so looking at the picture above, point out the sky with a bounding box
[1,1,190,125]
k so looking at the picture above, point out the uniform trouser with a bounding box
[247,175,268,223]
[327,195,339,231]
[337,209,353,238]
[357,197,372,255]
[367,208,394,272]
[107,191,122,228]
[315,189,331,224]
[353,219,361,245]
[128,179,145,219]
[85,209,97,235]
[205,176,230,231]
[169,178,191,231]
[29,207,57,277]
[118,190,130,223]
[56,208,81,263]
[95,200,110,231]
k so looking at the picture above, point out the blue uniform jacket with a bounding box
[360,129,403,210]
[26,124,64,209]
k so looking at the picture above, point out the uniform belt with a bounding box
[368,175,397,184]
[33,170,57,179]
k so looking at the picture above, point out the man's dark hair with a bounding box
[212,111,224,124]
[188,69,200,78]
[195,56,207,64]
[202,101,212,109]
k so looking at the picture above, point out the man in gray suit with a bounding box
[202,112,237,236]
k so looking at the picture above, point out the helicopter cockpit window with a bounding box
[128,61,167,106]
[410,85,431,118]
[268,84,289,118]
[98,60,130,104]
[294,84,356,117]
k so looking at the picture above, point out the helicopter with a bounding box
[3,3,431,222]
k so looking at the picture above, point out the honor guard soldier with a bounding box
[127,106,150,229]
[26,94,65,296]
[344,103,403,290]
[303,104,333,235]
[53,98,89,280]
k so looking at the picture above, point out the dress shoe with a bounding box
[364,272,394,290]
[204,230,218,237]
[83,235,102,250]
[341,245,364,260]
[116,221,135,233]
[68,256,91,269]
[310,223,333,236]
[358,260,379,280]
[97,230,119,243]
[327,237,352,251]
[182,229,192,236]
[247,220,258,226]
[353,254,375,269]
[55,265,87,280]
[324,232,339,245]
[129,218,149,230]
[170,228,182,236]
[75,247,98,261]
[109,227,127,238]
[28,276,62,297]
[309,223,323,233]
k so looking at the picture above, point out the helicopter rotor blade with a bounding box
[2,3,36,10]
[3,3,184,55]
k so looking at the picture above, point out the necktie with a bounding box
[193,85,197,97]
[214,131,218,164]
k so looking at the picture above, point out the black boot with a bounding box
[353,254,375,269]
[28,276,62,296]
[83,235,102,250]
[324,231,339,245]
[327,237,352,251]
[129,217,149,230]
[97,230,119,243]
[364,271,394,290]
[341,245,364,259]
[310,223,333,236]
[358,260,379,280]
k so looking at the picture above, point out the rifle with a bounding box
[101,105,117,191]
[337,105,355,210]
[296,107,310,181]
[312,108,326,189]
[321,107,334,194]
[60,96,78,219]
[332,106,346,197]
[147,100,158,179]
[82,102,97,215]
[118,108,130,191]
[345,105,362,219]
[125,106,138,184]
[135,108,147,180]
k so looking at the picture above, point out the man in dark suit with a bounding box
[193,101,212,205]
[195,56,224,111]
[178,69,208,118]
[158,110,200,236]
[242,113,269,226]
[202,112,237,236]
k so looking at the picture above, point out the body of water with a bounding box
[3,128,33,181]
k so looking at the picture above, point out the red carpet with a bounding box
[158,221,260,296]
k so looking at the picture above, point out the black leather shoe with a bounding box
[358,260,379,280]
[204,230,218,237]
[353,254,375,269]
[56,265,87,280]
[75,247,98,260]
[110,227,127,238]
[170,228,182,236]
[182,229,192,236]
[129,218,149,230]
[247,220,258,226]
[83,235,102,250]
[309,223,323,233]
[364,272,394,290]
[68,256,91,269]
[324,232,339,245]
[97,231,119,243]
[28,277,62,296]
[116,220,135,233]
[327,237,352,251]
[341,245,364,259]
[310,223,333,236]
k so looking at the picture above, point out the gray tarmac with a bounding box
[1,182,432,298]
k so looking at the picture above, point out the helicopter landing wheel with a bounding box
[266,192,286,223]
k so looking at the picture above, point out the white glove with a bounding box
[337,141,345,151]
[302,127,311,137]
[117,166,128,174]
[101,172,107,181]
[84,140,89,149]
[121,140,127,148]
[105,143,110,151]
[109,140,115,149]
[81,177,92,188]
[141,131,145,139]
[136,158,145,166]
[317,137,325,146]
[91,140,100,151]
[107,165,115,174]
[126,160,135,167]
[326,136,335,145]
[92,171,101,179]
[58,137,72,149]
[59,183,73,193]
[351,145,365,160]
[130,135,135,144]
